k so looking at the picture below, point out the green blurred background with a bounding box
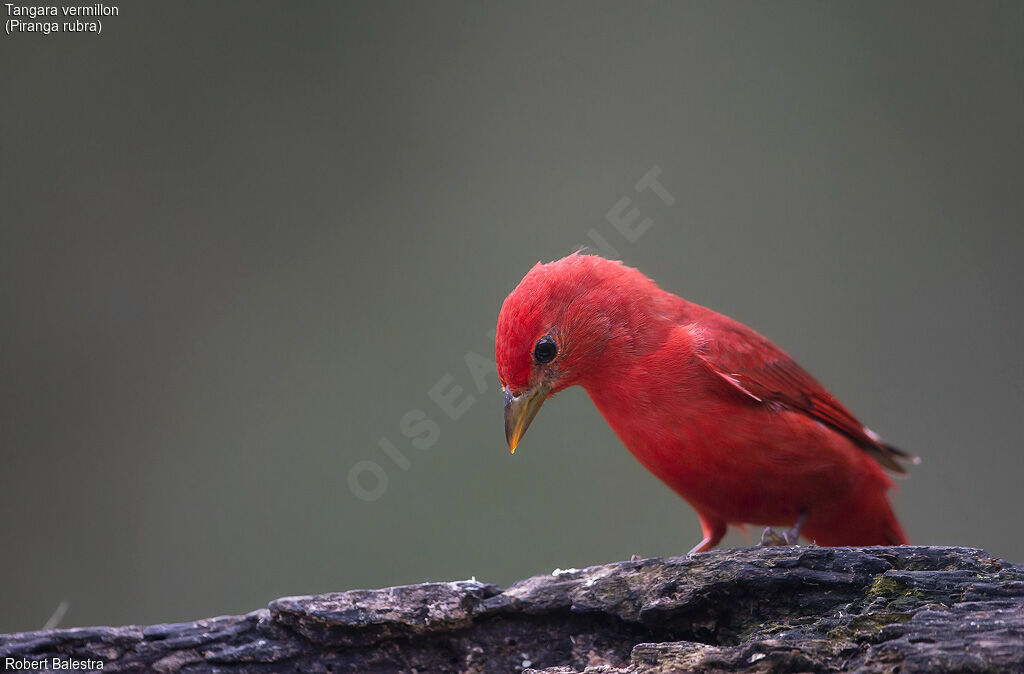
[2,1,1022,633]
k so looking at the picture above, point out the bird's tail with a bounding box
[862,428,921,476]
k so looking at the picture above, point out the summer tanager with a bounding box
[495,253,916,553]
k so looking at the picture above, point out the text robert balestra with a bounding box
[4,656,104,670]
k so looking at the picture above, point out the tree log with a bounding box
[2,546,1022,672]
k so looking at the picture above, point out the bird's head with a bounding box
[495,253,667,452]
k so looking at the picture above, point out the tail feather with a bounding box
[862,430,921,476]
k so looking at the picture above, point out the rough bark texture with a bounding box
[2,546,1022,673]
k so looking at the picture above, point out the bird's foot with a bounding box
[758,511,807,547]
[759,526,798,546]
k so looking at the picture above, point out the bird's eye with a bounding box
[533,336,558,364]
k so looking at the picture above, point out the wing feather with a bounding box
[695,316,917,474]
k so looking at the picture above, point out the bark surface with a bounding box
[2,546,1022,673]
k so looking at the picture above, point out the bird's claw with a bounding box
[758,511,807,547]
[759,527,798,546]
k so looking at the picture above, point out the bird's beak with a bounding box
[504,384,548,454]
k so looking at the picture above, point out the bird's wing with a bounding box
[694,315,917,474]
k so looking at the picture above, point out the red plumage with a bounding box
[496,253,915,552]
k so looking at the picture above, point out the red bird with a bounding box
[495,253,916,553]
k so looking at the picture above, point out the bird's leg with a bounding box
[688,537,713,556]
[759,511,807,547]
[688,516,726,556]
[785,510,808,543]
